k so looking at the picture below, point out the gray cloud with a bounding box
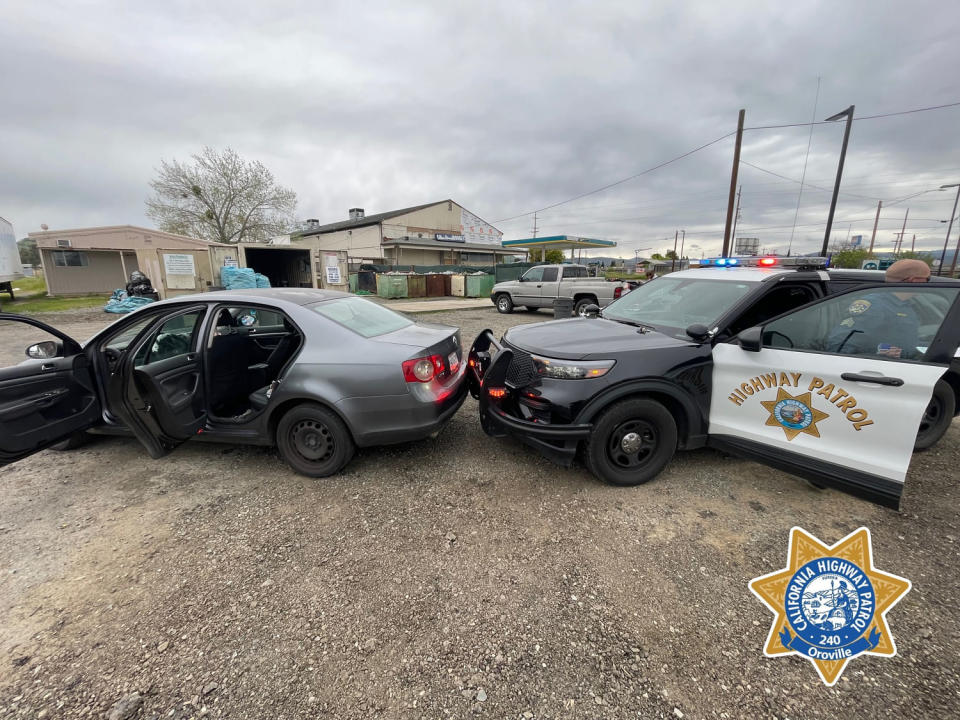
[2,0,959,258]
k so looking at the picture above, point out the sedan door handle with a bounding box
[840,372,904,387]
[40,363,57,371]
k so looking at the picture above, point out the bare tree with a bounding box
[146,147,298,244]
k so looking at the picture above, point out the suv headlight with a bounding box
[531,355,615,379]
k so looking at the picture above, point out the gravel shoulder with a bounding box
[1,306,957,719]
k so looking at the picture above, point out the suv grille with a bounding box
[506,350,539,388]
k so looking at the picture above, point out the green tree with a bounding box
[651,252,665,261]
[17,237,39,266]
[145,146,297,243]
[830,249,873,269]
[528,248,543,261]
[897,251,933,267]
[665,249,678,260]
[544,249,566,264]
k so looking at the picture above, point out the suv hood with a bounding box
[504,318,688,360]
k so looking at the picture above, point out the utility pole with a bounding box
[730,186,742,252]
[679,230,686,269]
[531,211,538,238]
[821,105,855,256]
[938,183,960,275]
[911,234,915,253]
[898,208,909,256]
[722,109,745,257]
[671,230,678,272]
[868,200,882,253]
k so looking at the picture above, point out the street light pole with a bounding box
[938,183,960,275]
[821,105,855,256]
[671,230,678,272]
[679,230,686,269]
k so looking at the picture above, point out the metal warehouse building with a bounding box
[239,200,518,289]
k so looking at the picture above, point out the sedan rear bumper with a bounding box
[340,362,469,447]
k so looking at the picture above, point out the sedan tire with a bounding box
[914,379,955,451]
[495,294,514,314]
[585,398,677,486]
[277,403,355,477]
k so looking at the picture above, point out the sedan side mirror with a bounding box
[26,340,63,359]
[737,326,762,352]
[580,303,601,318]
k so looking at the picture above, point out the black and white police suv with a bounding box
[467,256,960,509]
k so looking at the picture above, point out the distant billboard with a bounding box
[851,235,863,248]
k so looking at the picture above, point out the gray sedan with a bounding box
[0,289,467,477]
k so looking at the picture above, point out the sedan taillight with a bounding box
[402,354,445,383]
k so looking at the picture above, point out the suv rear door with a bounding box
[0,314,102,465]
[708,284,960,508]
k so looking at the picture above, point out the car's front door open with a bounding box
[708,285,960,508]
[0,314,102,465]
[114,306,209,458]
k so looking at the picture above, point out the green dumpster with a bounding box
[376,274,408,299]
[465,273,495,298]
[348,273,358,293]
[406,274,427,298]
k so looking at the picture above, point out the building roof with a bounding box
[29,224,230,247]
[382,237,522,254]
[502,235,617,250]
[300,201,451,235]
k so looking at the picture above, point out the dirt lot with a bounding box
[1,306,958,719]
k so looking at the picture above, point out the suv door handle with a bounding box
[40,363,57,371]
[840,372,904,387]
[536,284,542,288]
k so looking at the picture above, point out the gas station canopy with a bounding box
[501,235,616,259]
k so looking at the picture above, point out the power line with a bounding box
[493,131,736,223]
[742,100,960,131]
[789,77,820,253]
[740,160,881,201]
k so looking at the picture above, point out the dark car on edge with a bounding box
[467,257,960,509]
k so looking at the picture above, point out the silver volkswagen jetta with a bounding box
[0,288,467,477]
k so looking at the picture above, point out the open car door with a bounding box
[708,284,960,509]
[112,305,209,458]
[0,314,102,465]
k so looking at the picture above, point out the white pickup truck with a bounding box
[490,264,632,315]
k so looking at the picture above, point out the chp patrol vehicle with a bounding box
[467,256,960,509]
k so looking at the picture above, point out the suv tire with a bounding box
[495,294,514,314]
[585,398,677,486]
[914,379,955,451]
[277,403,355,477]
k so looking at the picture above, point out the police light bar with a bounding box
[696,256,827,269]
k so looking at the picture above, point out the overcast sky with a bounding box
[2,0,959,258]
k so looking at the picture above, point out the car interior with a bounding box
[206,306,303,422]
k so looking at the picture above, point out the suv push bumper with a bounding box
[467,329,592,465]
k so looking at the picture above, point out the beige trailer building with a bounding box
[30,225,239,298]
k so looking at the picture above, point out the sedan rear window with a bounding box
[310,297,413,338]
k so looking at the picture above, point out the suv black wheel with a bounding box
[495,294,514,314]
[277,404,355,477]
[585,398,677,486]
[914,379,955,451]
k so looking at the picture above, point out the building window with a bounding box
[56,238,71,248]
[51,250,88,267]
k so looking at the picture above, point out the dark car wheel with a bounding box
[914,379,955,451]
[276,404,355,477]
[574,298,597,317]
[585,398,677,486]
[495,294,514,314]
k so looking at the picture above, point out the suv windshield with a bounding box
[603,276,758,334]
[311,296,413,338]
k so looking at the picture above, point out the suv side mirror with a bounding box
[685,323,710,342]
[26,340,63,359]
[737,326,762,352]
[580,303,601,317]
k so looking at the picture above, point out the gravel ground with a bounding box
[1,305,958,719]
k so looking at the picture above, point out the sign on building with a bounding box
[435,233,465,243]
[163,253,197,289]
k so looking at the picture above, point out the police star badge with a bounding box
[749,527,911,686]
[760,388,829,440]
